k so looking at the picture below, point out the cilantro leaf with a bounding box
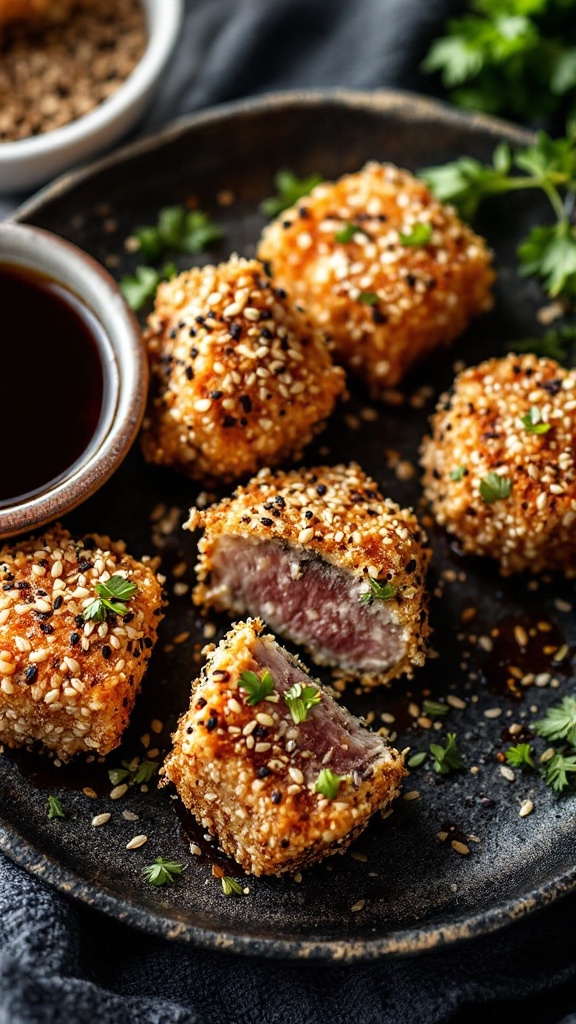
[479,472,512,503]
[450,466,467,481]
[399,222,433,246]
[315,768,345,799]
[520,406,552,434]
[335,223,359,244]
[108,758,159,788]
[83,574,139,622]
[120,262,177,311]
[505,742,536,769]
[133,206,222,259]
[46,796,65,819]
[284,682,322,724]
[142,858,185,886]
[430,733,464,775]
[533,696,576,746]
[518,221,576,299]
[359,578,398,605]
[238,669,275,706]
[542,751,576,794]
[260,170,322,217]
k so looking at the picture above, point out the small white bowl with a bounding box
[0,0,183,193]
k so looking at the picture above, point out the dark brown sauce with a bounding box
[0,263,104,505]
[475,612,570,700]
[174,796,240,873]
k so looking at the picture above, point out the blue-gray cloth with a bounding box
[1,2,576,1022]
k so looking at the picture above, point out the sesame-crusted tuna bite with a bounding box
[421,353,576,576]
[258,161,494,396]
[141,255,345,482]
[186,463,431,687]
[0,526,164,760]
[162,619,406,876]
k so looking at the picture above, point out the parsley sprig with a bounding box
[421,132,576,305]
[238,669,275,706]
[142,858,185,886]
[479,471,512,503]
[534,697,576,794]
[83,574,138,622]
[120,262,177,312]
[260,170,322,217]
[430,733,464,775]
[359,578,398,605]
[284,682,322,724]
[108,757,159,788]
[542,752,576,794]
[505,742,536,769]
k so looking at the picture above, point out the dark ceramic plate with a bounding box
[1,90,575,961]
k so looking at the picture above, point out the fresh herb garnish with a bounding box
[521,406,552,434]
[83,574,138,622]
[533,696,576,746]
[422,700,449,718]
[46,796,65,819]
[479,472,512,503]
[512,325,576,364]
[399,222,433,246]
[221,876,244,896]
[505,743,536,770]
[430,733,464,775]
[421,133,576,303]
[133,206,223,260]
[238,669,275,706]
[422,1,576,133]
[358,291,380,305]
[142,858,185,886]
[108,757,159,788]
[359,578,398,605]
[449,466,466,481]
[284,682,322,724]
[119,262,177,311]
[542,751,576,794]
[407,751,428,769]
[315,768,345,799]
[260,170,322,217]
[335,222,359,244]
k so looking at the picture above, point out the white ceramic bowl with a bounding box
[0,0,183,193]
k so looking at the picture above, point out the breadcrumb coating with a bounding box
[0,0,72,26]
[0,526,164,760]
[421,353,576,575]
[258,161,494,396]
[141,256,345,482]
[186,463,431,686]
[162,619,406,876]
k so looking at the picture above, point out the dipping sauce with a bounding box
[1,262,104,505]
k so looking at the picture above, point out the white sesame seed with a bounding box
[126,834,148,850]
[110,784,128,800]
[91,813,111,827]
[519,799,534,818]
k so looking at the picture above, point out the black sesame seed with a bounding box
[102,645,112,660]
[206,717,218,732]
[75,614,85,628]
[185,366,194,381]
[24,665,38,684]
[304,510,313,519]
[16,581,30,590]
[229,323,242,340]
[258,765,271,778]
[271,791,282,804]
[69,632,80,646]
[316,484,327,496]
[123,612,134,623]
[261,517,273,527]
[239,394,252,413]
[53,595,63,610]
[78,559,93,573]
[210,391,223,400]
[223,415,236,428]
[40,623,54,634]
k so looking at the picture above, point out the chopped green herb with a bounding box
[359,578,398,605]
[119,262,177,311]
[315,768,345,799]
[533,696,576,746]
[422,700,449,718]
[399,222,433,246]
[521,406,552,434]
[284,682,322,724]
[542,751,576,794]
[142,858,185,886]
[260,170,323,217]
[449,466,466,482]
[358,291,379,305]
[133,205,222,260]
[238,669,275,706]
[46,795,65,819]
[108,757,159,787]
[221,876,244,896]
[83,574,138,622]
[479,472,512,503]
[430,732,464,775]
[505,743,536,770]
[407,751,427,769]
[335,222,359,244]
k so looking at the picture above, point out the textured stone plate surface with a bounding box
[1,90,575,960]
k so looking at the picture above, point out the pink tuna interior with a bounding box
[209,536,405,673]
[254,637,390,779]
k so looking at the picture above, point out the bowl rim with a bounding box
[0,0,183,161]
[0,222,147,538]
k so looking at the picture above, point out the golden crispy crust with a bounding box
[0,0,72,26]
[141,256,345,482]
[0,526,164,759]
[186,463,431,685]
[421,353,576,575]
[258,161,494,395]
[162,619,406,876]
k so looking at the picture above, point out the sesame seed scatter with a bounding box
[186,463,431,687]
[421,354,576,576]
[258,161,494,396]
[141,256,345,482]
[162,619,406,876]
[0,526,164,760]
